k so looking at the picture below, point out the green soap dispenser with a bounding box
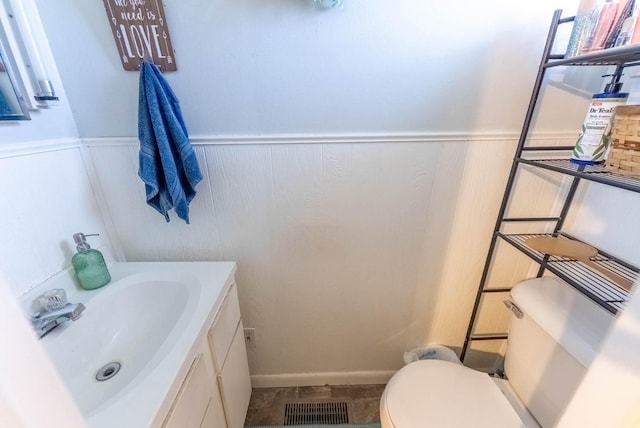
[72,233,111,290]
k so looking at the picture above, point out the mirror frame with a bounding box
[0,12,29,121]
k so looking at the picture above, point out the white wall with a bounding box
[36,0,584,137]
[0,86,77,144]
[0,144,116,297]
[566,183,640,267]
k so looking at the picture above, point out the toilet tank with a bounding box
[504,277,614,428]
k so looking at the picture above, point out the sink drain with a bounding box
[96,362,121,381]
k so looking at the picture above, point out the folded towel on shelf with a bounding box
[138,61,202,223]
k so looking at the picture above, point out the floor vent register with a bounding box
[283,402,349,425]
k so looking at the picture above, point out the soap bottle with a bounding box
[71,233,111,290]
[571,73,628,165]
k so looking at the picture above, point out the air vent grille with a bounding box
[284,402,349,425]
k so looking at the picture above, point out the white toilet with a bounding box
[380,277,614,427]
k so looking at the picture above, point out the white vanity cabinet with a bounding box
[162,342,226,428]
[209,283,252,428]
[162,283,251,428]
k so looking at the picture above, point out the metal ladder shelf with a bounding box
[497,232,634,313]
[517,159,640,193]
[460,9,640,364]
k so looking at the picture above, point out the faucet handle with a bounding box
[33,288,68,313]
[70,303,86,321]
[31,302,86,338]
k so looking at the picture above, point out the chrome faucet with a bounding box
[31,302,86,338]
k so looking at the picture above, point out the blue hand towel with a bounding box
[138,61,202,223]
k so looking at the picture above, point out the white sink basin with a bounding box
[36,262,236,427]
[42,274,193,414]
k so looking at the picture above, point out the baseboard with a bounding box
[250,370,397,388]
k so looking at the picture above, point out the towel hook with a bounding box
[142,47,153,63]
[138,48,162,71]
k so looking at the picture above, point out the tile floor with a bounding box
[244,384,386,426]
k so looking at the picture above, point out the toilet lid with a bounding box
[383,360,525,428]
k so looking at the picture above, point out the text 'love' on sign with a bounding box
[103,0,177,71]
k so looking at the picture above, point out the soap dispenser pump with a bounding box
[71,233,111,290]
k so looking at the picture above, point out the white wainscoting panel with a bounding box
[87,134,576,380]
[0,143,114,297]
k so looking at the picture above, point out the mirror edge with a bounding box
[0,10,30,121]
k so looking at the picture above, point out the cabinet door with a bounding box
[163,347,226,428]
[200,395,227,428]
[218,322,252,428]
[210,284,241,371]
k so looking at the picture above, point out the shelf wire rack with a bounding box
[498,233,636,313]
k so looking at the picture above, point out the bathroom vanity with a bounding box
[160,272,251,428]
[161,274,251,428]
[35,262,251,428]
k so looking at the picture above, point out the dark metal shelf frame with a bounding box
[460,10,640,363]
[517,159,640,193]
[546,42,640,68]
[498,233,636,314]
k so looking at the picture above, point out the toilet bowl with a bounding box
[380,277,614,428]
[380,359,526,427]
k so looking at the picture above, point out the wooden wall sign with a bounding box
[102,0,177,71]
